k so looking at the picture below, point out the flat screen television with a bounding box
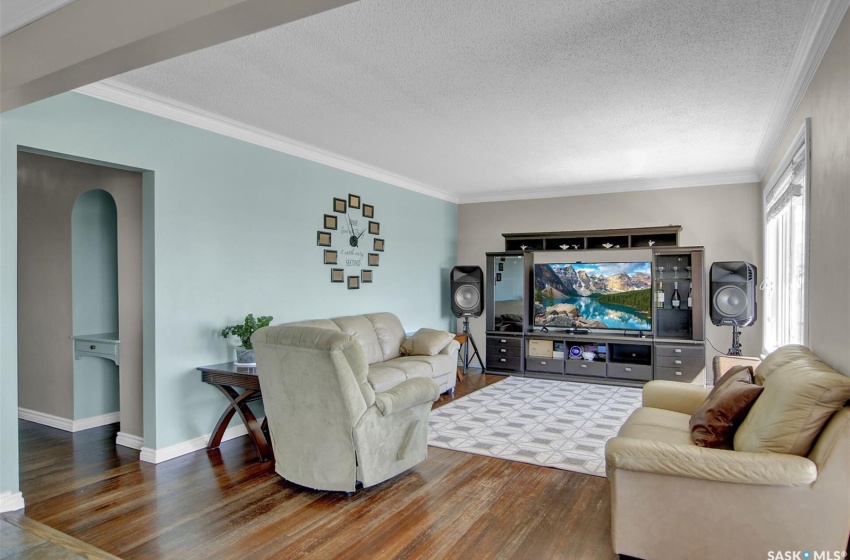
[534,262,652,331]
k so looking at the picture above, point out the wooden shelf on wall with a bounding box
[503,225,681,252]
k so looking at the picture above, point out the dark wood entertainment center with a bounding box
[485,226,706,387]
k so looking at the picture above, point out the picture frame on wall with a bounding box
[368,221,380,235]
[324,250,338,265]
[498,262,504,271]
[317,231,332,247]
[348,276,360,290]
[348,194,361,209]
[331,268,344,283]
[362,204,374,218]
[361,269,373,283]
[496,273,502,281]
[333,198,346,213]
[368,253,379,267]
[324,214,338,230]
[374,238,384,252]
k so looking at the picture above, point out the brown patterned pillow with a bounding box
[690,366,764,448]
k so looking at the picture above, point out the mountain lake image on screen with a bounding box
[534,262,652,331]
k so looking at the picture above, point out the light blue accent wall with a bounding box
[0,92,457,494]
[71,189,120,420]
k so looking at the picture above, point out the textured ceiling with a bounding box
[111,0,815,202]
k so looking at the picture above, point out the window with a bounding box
[763,119,810,353]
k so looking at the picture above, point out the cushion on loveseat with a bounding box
[368,355,454,392]
[617,407,695,447]
[400,328,455,356]
[364,312,406,361]
[332,315,385,364]
[753,344,821,385]
[735,359,850,456]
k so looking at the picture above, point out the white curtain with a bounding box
[763,123,809,353]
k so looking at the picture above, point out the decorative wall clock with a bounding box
[317,193,384,288]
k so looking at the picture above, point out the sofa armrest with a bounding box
[712,355,762,384]
[439,339,460,356]
[605,436,817,486]
[374,377,440,416]
[641,380,712,415]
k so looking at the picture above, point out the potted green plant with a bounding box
[220,313,273,366]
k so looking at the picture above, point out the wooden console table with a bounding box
[198,362,272,462]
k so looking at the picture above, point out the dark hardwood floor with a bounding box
[18,372,617,559]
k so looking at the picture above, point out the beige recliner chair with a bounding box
[252,325,440,492]
[606,347,850,560]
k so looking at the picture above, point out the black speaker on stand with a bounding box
[709,261,758,356]
[450,266,485,373]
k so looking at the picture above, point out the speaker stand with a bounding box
[727,324,743,356]
[461,317,485,373]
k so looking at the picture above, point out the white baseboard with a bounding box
[18,408,120,432]
[116,431,144,450]
[139,420,260,464]
[74,412,121,431]
[0,491,25,512]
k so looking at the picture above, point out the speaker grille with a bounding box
[454,285,480,311]
[713,285,748,317]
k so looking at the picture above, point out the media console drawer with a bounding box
[526,358,564,374]
[487,344,522,358]
[607,363,652,381]
[487,336,522,348]
[488,356,522,371]
[655,356,703,370]
[655,366,705,384]
[564,360,606,378]
[654,344,704,360]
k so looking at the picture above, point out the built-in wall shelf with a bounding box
[72,333,120,366]
[503,226,681,252]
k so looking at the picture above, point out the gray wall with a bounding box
[761,9,850,375]
[457,182,763,369]
[17,152,143,436]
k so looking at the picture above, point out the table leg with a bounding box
[208,385,272,462]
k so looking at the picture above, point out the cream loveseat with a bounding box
[251,315,455,492]
[605,345,850,560]
[281,312,460,394]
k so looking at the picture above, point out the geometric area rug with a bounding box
[428,376,642,477]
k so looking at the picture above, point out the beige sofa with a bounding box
[252,324,441,491]
[283,312,460,394]
[606,346,850,560]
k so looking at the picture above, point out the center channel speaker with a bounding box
[710,261,758,327]
[451,266,484,318]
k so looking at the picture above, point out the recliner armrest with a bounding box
[374,377,440,416]
[605,436,817,486]
[642,380,712,415]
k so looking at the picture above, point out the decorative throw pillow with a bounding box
[690,366,764,448]
[735,359,850,456]
[400,328,455,357]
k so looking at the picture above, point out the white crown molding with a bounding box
[457,170,760,204]
[116,431,144,450]
[0,491,25,513]
[139,420,258,464]
[0,0,77,37]
[18,408,119,432]
[74,80,459,204]
[754,0,850,180]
